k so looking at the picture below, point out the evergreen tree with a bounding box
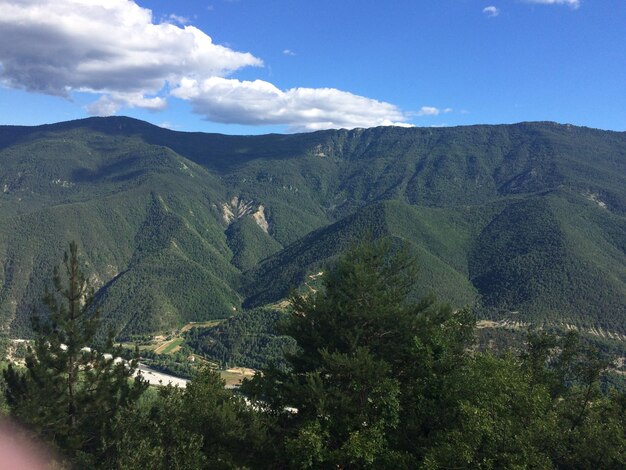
[243,239,476,468]
[243,239,626,468]
[112,385,206,470]
[113,366,271,469]
[2,241,147,467]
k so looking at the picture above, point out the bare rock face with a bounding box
[251,205,269,233]
[222,196,270,233]
[583,191,608,210]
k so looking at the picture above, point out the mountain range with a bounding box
[1,117,625,338]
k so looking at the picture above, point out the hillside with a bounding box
[1,117,625,336]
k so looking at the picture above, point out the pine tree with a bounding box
[243,239,626,468]
[3,241,147,466]
[243,239,476,468]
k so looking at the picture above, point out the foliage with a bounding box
[111,384,206,470]
[185,308,297,370]
[1,238,626,468]
[226,216,283,271]
[112,366,270,469]
[140,349,196,379]
[2,242,147,467]
[243,240,474,467]
[243,239,626,468]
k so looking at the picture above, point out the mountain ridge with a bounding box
[1,117,625,337]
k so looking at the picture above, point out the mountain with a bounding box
[1,117,625,337]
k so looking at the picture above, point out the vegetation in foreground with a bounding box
[1,240,625,468]
[2,242,146,467]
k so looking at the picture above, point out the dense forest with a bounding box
[1,117,626,337]
[1,240,625,469]
[185,307,297,370]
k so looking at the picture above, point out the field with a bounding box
[220,367,256,387]
[154,337,184,355]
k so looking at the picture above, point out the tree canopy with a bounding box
[243,239,626,468]
[2,239,625,468]
[2,242,147,467]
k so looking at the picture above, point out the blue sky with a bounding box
[0,0,624,134]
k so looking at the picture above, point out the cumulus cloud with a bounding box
[525,0,580,8]
[483,6,500,17]
[0,0,413,130]
[0,0,261,96]
[282,49,296,56]
[172,77,412,131]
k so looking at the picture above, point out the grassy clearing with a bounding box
[220,367,256,387]
[161,338,184,355]
[155,337,184,355]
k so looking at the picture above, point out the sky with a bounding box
[0,0,624,134]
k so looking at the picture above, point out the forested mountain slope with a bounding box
[1,117,625,335]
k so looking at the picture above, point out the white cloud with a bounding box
[172,77,412,131]
[283,49,296,56]
[414,106,453,117]
[483,6,500,17]
[0,0,261,99]
[525,0,580,8]
[0,0,414,131]
[86,92,167,116]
